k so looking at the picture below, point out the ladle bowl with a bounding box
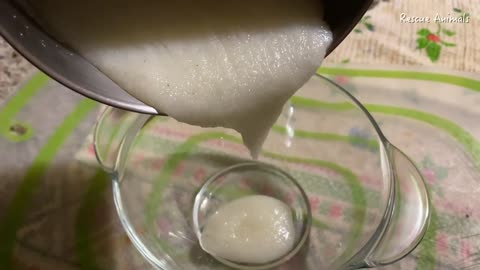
[0,0,373,114]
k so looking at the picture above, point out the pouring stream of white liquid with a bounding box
[29,0,332,158]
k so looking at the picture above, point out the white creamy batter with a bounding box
[29,0,332,158]
[200,195,295,264]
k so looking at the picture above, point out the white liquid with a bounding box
[29,0,332,158]
[200,195,295,264]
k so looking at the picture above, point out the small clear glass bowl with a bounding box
[193,162,312,269]
[94,74,431,270]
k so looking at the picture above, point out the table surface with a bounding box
[1,1,479,270]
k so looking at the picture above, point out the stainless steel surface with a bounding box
[0,0,372,115]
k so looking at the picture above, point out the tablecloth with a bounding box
[326,0,479,73]
[1,1,479,270]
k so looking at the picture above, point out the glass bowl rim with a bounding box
[97,73,400,269]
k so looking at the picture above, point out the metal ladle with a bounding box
[0,0,373,115]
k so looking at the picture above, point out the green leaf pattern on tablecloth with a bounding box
[453,7,470,18]
[349,8,471,64]
[416,23,456,62]
[354,15,375,33]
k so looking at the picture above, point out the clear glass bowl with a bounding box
[94,74,430,270]
[192,162,312,269]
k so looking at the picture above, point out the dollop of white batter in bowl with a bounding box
[200,195,296,264]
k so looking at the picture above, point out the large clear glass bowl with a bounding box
[94,74,430,270]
